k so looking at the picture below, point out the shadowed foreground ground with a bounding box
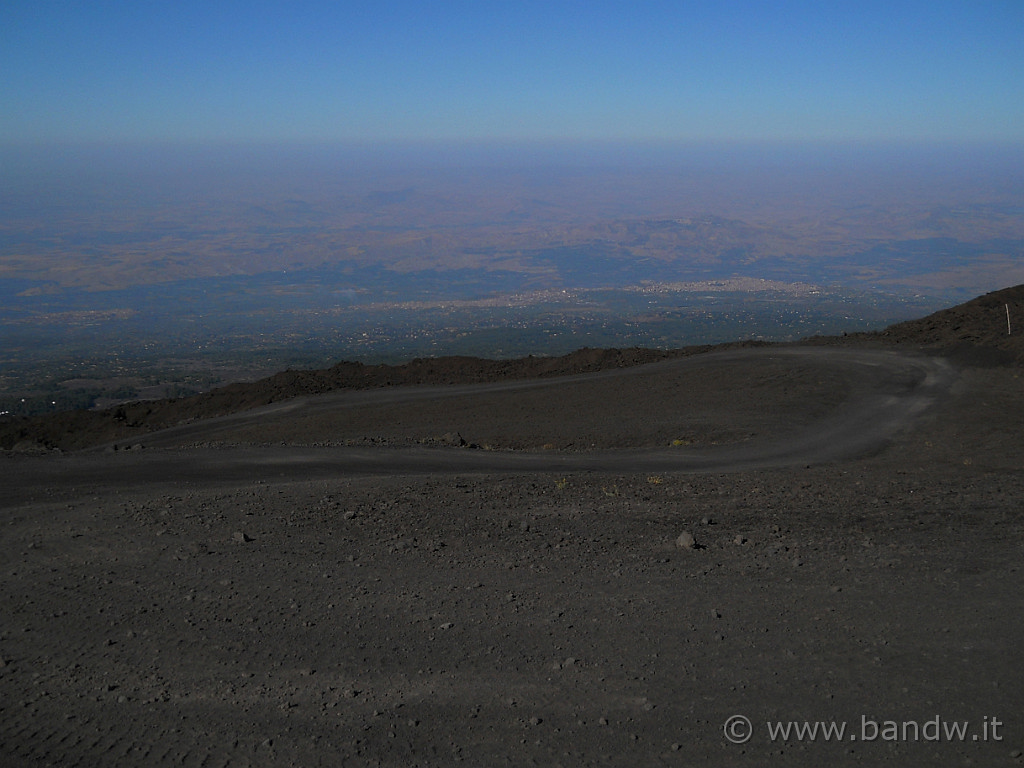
[2,287,1024,766]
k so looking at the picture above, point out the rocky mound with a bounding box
[878,284,1024,363]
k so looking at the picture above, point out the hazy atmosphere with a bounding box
[3,4,1024,767]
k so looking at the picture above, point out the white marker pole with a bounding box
[1007,304,1012,336]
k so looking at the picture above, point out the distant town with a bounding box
[1,277,942,417]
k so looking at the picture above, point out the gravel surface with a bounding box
[3,286,1024,766]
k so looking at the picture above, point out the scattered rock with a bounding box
[11,440,49,456]
[676,531,697,550]
[440,432,467,447]
[232,531,252,543]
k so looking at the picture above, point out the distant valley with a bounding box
[1,142,1022,414]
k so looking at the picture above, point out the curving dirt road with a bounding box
[4,347,956,504]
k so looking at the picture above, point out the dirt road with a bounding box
[5,348,956,504]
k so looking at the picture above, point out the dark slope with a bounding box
[808,283,1024,365]
[881,283,1024,362]
[0,346,718,452]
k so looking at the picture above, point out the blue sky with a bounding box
[2,0,1022,145]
